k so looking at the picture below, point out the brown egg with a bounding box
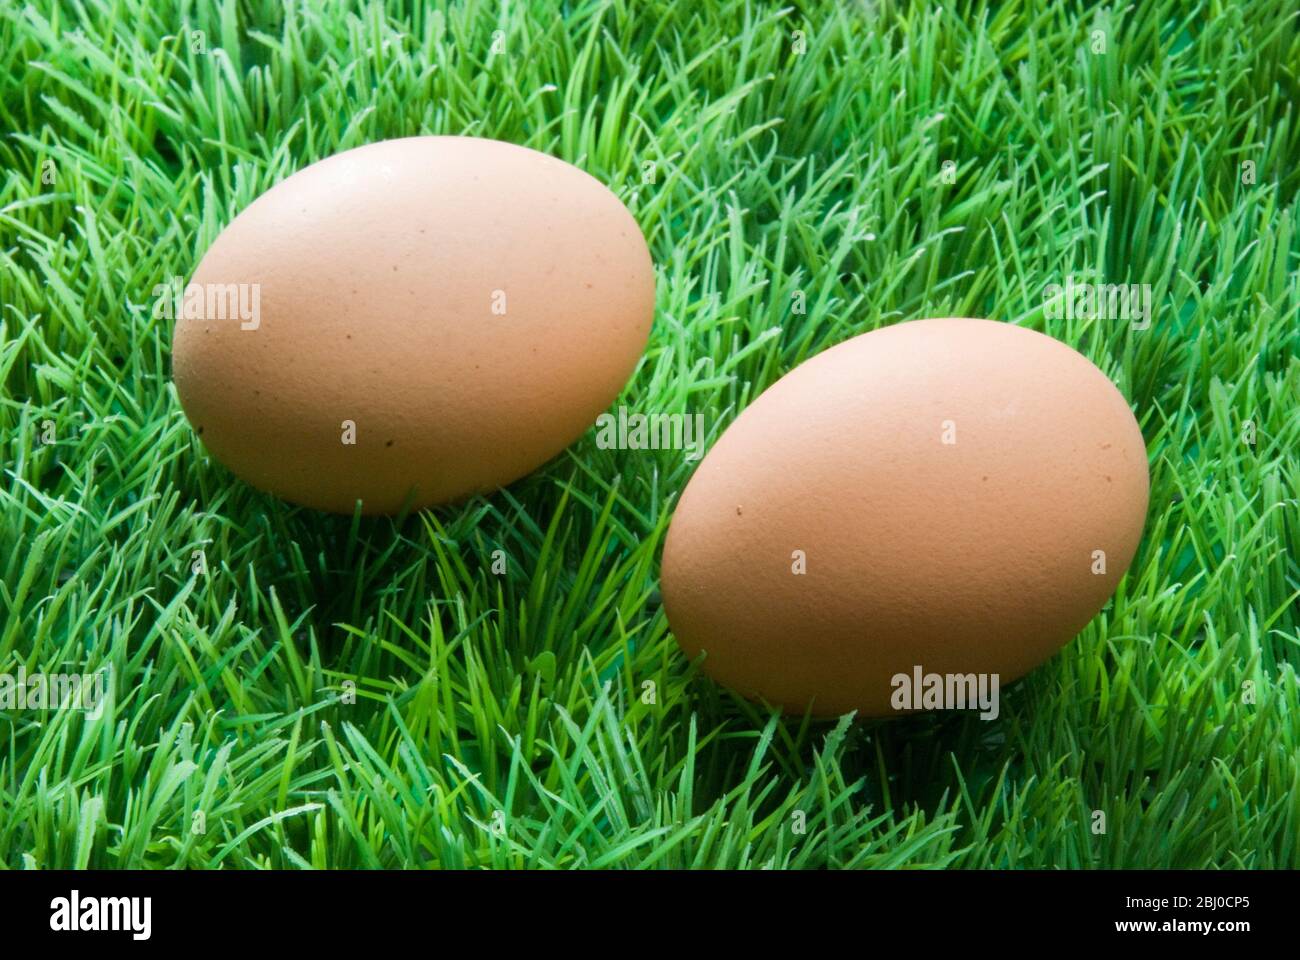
[172,136,654,514]
[661,318,1149,718]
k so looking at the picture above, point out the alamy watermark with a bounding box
[595,406,706,461]
[0,666,108,711]
[50,890,151,940]
[890,665,1000,720]
[152,276,261,330]
[1043,274,1152,329]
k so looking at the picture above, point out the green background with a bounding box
[1,0,1298,867]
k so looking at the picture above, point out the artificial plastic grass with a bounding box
[1,0,1298,868]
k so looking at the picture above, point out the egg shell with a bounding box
[661,317,1149,718]
[172,136,655,514]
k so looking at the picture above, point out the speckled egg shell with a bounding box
[661,317,1149,718]
[172,136,655,514]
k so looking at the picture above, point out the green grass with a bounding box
[1,0,1298,869]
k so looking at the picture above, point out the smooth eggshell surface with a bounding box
[173,136,654,514]
[661,318,1149,717]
